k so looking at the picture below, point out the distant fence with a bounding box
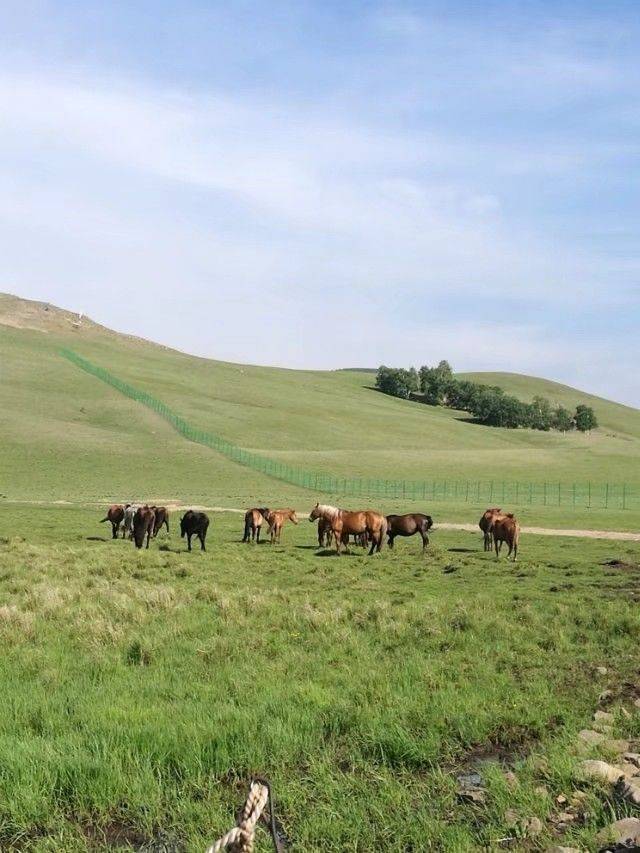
[61,348,639,510]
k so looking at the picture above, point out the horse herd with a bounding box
[101,502,520,559]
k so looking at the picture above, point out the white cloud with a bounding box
[0,48,636,403]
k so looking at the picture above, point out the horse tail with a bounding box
[243,515,251,541]
[100,516,109,523]
[380,515,388,544]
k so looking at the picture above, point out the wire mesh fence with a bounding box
[61,348,639,510]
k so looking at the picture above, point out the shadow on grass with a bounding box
[448,547,476,553]
[86,536,109,542]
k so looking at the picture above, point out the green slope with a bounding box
[2,293,640,514]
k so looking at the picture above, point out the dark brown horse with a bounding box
[242,508,270,543]
[479,507,504,551]
[265,509,298,544]
[151,506,170,537]
[309,504,387,555]
[317,516,333,548]
[101,504,125,539]
[491,513,520,560]
[132,505,155,550]
[386,513,433,551]
[180,510,210,551]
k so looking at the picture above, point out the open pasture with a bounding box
[1,505,640,851]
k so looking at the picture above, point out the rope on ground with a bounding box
[206,779,282,853]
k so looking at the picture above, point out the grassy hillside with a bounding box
[2,293,640,525]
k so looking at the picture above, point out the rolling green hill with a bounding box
[2,293,639,525]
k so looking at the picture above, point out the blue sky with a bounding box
[1,1,639,404]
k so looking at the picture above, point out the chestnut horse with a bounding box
[242,508,270,543]
[491,513,520,560]
[309,504,387,555]
[101,504,125,539]
[132,505,155,550]
[386,513,433,551]
[265,509,298,544]
[479,507,504,551]
[316,513,366,548]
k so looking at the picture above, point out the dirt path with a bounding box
[433,521,640,542]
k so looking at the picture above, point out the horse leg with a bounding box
[494,537,500,559]
[388,534,394,549]
[187,533,192,552]
[199,532,206,551]
[512,540,518,561]
[420,529,429,550]
[367,528,377,556]
[145,528,151,549]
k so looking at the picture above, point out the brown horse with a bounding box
[101,504,125,539]
[132,505,155,550]
[243,508,270,543]
[309,504,387,555]
[151,506,169,537]
[180,510,210,551]
[317,516,333,548]
[491,513,520,560]
[479,507,504,551]
[265,509,298,544]
[386,513,433,551]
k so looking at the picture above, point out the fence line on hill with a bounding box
[61,348,639,511]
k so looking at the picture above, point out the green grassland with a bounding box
[2,295,640,851]
[0,506,639,851]
[1,294,639,531]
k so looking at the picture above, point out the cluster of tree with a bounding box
[375,361,598,432]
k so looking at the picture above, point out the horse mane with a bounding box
[315,504,341,520]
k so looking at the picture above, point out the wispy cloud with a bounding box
[0,1,638,404]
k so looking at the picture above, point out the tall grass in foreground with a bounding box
[0,506,639,850]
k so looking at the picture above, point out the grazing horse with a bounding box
[122,504,138,539]
[132,505,155,550]
[386,513,433,551]
[265,509,298,544]
[491,513,520,561]
[101,504,125,539]
[242,508,270,543]
[479,507,504,551]
[151,506,170,537]
[180,510,210,552]
[309,504,387,555]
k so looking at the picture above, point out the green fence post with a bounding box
[605,483,609,509]
[623,483,627,510]
[588,481,591,508]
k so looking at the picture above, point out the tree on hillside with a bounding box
[574,404,598,432]
[529,395,553,431]
[375,366,419,399]
[552,406,574,433]
[419,360,454,405]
